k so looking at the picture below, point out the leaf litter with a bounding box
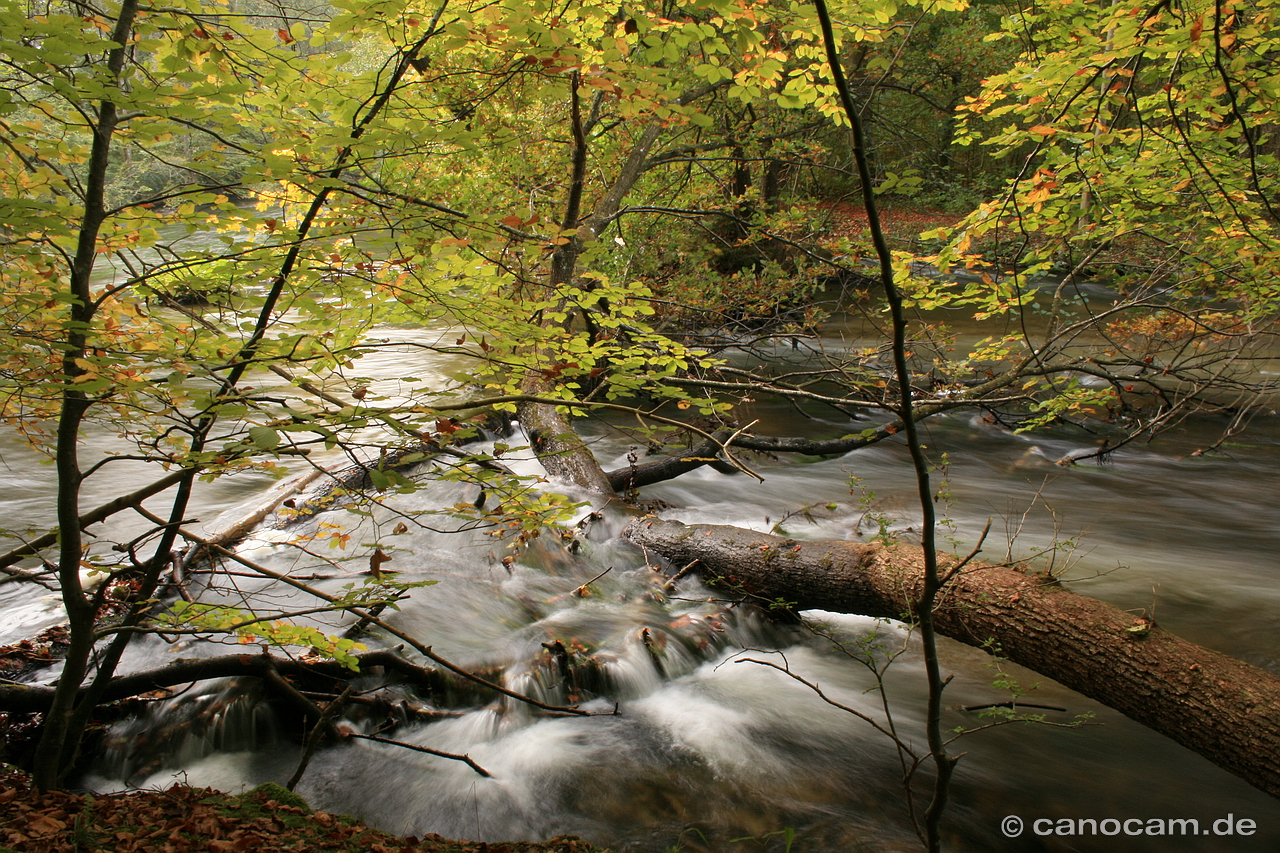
[0,766,607,853]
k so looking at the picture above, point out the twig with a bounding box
[347,732,492,777]
[941,519,992,585]
[717,418,764,482]
[664,560,699,592]
[961,701,1068,714]
[733,652,908,748]
[288,684,355,791]
[574,566,612,596]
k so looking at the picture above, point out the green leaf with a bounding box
[248,426,281,450]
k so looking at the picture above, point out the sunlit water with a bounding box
[3,295,1279,851]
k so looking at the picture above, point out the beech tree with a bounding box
[933,0,1280,446]
[0,0,456,789]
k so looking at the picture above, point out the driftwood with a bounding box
[623,517,1280,800]
[0,469,194,578]
[604,432,737,493]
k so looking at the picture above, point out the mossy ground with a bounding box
[0,766,607,853]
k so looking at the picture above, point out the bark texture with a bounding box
[518,396,615,494]
[623,517,1280,800]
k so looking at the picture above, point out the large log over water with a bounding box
[623,517,1280,800]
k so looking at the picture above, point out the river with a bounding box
[2,290,1279,851]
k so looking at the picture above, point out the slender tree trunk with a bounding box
[33,0,141,792]
[517,397,615,494]
[515,74,615,495]
[811,0,954,845]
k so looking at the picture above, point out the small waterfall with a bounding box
[97,679,277,786]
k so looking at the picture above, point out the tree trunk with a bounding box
[517,394,615,495]
[515,85,730,492]
[0,650,457,715]
[622,517,1280,800]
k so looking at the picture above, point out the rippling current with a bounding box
[3,308,1279,851]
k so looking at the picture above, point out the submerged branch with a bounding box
[346,733,492,778]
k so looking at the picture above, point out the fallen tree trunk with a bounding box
[623,517,1280,800]
[0,649,459,715]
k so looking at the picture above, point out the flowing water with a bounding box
[3,294,1279,851]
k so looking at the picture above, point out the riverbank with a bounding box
[815,200,1175,279]
[813,200,963,250]
[0,768,607,853]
